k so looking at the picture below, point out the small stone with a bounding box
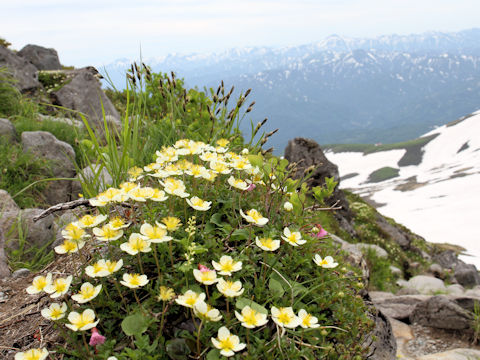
[12,268,30,278]
[356,243,388,258]
[429,263,443,278]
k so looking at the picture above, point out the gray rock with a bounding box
[0,118,17,143]
[389,265,402,277]
[0,46,42,93]
[0,229,10,279]
[410,295,473,329]
[362,294,397,359]
[433,250,459,269]
[403,275,446,295]
[21,131,75,205]
[331,234,369,283]
[356,243,388,258]
[374,214,411,250]
[429,263,444,278]
[52,68,120,130]
[1,208,54,252]
[465,287,480,297]
[17,44,61,71]
[371,294,431,320]
[396,287,420,295]
[71,163,113,200]
[454,262,480,287]
[12,268,30,278]
[446,284,465,295]
[0,190,19,214]
[417,348,480,360]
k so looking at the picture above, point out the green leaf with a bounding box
[235,297,268,315]
[165,338,191,360]
[231,228,250,241]
[210,213,224,227]
[269,278,285,298]
[206,349,221,360]
[247,154,263,168]
[121,313,150,336]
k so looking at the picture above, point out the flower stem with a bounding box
[81,333,92,357]
[152,246,162,281]
[137,253,144,273]
[168,241,174,267]
[196,320,204,357]
[133,289,146,315]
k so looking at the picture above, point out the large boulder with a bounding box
[454,262,480,287]
[17,44,61,71]
[0,118,17,143]
[21,131,76,205]
[284,138,356,236]
[371,293,431,320]
[0,46,42,93]
[433,250,459,269]
[356,243,388,258]
[0,190,19,214]
[403,275,446,295]
[410,295,473,330]
[51,68,120,130]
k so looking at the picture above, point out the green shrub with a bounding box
[0,67,21,117]
[367,166,399,183]
[362,248,396,292]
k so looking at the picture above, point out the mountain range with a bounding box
[100,28,480,151]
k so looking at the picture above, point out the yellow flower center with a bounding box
[110,218,125,228]
[129,275,141,286]
[74,313,92,328]
[185,295,198,306]
[247,210,261,222]
[243,310,258,326]
[221,261,233,272]
[80,286,95,299]
[302,314,312,327]
[93,262,104,273]
[23,349,44,360]
[63,240,77,252]
[277,310,292,325]
[218,337,234,352]
[105,261,117,273]
[288,234,298,243]
[260,238,274,249]
[81,215,95,226]
[102,227,119,238]
[33,277,47,290]
[53,280,67,293]
[132,238,147,251]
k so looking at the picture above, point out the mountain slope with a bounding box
[325,110,480,266]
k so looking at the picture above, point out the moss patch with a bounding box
[367,166,400,183]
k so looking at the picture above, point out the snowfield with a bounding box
[326,110,480,266]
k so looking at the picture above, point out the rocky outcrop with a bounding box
[0,46,42,93]
[21,131,76,205]
[409,295,473,330]
[454,262,480,287]
[0,118,17,143]
[331,234,369,283]
[371,293,431,321]
[356,243,388,258]
[17,45,61,71]
[51,67,120,130]
[402,275,447,295]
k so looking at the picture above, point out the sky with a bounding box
[1,0,479,67]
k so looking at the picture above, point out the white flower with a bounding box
[93,224,123,242]
[44,275,73,298]
[128,186,155,201]
[65,309,99,331]
[313,254,339,268]
[85,259,123,278]
[235,305,268,328]
[161,177,189,198]
[77,214,107,228]
[216,278,244,298]
[281,227,306,246]
[227,176,250,191]
[120,273,149,288]
[41,302,67,321]
[283,201,293,211]
[211,256,242,276]
[193,268,218,285]
[298,309,320,328]
[71,282,102,303]
[26,273,52,294]
[120,233,152,255]
[271,306,300,329]
[186,196,212,211]
[54,238,85,254]
[255,237,281,252]
[176,290,206,308]
[211,326,246,357]
[140,223,172,243]
[14,348,49,360]
[193,301,222,322]
[239,209,268,226]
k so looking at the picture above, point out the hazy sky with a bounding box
[2,0,479,67]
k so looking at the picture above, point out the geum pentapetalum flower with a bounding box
[14,348,49,360]
[161,216,182,231]
[193,267,218,285]
[193,301,222,322]
[186,196,212,211]
[77,214,107,228]
[140,223,172,243]
[41,302,67,321]
[65,309,99,331]
[313,254,339,268]
[85,259,123,278]
[281,227,306,246]
[120,233,152,255]
[298,309,320,328]
[160,177,189,198]
[71,282,102,303]
[271,306,301,328]
[54,238,85,254]
[240,209,269,226]
[157,286,175,301]
[150,188,168,202]
[120,273,149,289]
[283,201,293,211]
[235,305,268,328]
[255,236,281,251]
[212,255,242,276]
[26,273,52,294]
[217,278,244,298]
[61,222,89,241]
[128,186,155,201]
[227,176,250,191]
[211,326,246,357]
[44,275,73,298]
[175,290,206,308]
[108,216,131,230]
[93,224,123,242]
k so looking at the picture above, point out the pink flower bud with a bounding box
[89,328,106,346]
[198,264,211,272]
[246,183,256,192]
[312,224,328,239]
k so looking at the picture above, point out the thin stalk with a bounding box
[81,333,92,357]
[133,289,146,315]
[152,245,162,280]
[196,320,204,357]
[168,241,174,267]
[137,253,144,273]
